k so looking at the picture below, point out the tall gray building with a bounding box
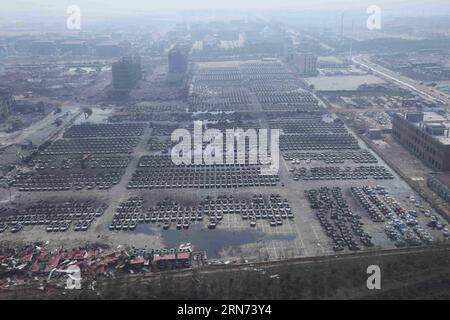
[293,52,318,76]
[112,56,142,90]
[0,88,13,120]
[168,45,189,75]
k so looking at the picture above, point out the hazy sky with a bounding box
[3,0,450,15]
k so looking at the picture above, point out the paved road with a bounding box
[93,123,152,234]
[352,55,450,107]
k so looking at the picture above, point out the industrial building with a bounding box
[293,52,318,76]
[392,112,450,172]
[29,41,56,55]
[95,43,124,58]
[0,88,13,119]
[283,38,294,62]
[367,128,383,140]
[60,41,88,55]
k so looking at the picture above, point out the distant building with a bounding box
[283,38,294,62]
[60,41,88,55]
[95,43,124,58]
[428,173,450,204]
[12,36,35,53]
[29,41,56,55]
[217,30,240,42]
[112,56,141,90]
[168,45,190,75]
[0,88,13,119]
[246,40,284,57]
[402,98,438,109]
[110,56,141,99]
[167,44,190,83]
[392,112,450,172]
[317,57,346,69]
[293,52,318,76]
[367,129,383,140]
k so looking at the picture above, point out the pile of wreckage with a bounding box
[0,242,193,290]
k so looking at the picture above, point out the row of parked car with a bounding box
[280,133,360,151]
[41,137,140,155]
[63,123,146,138]
[129,165,279,189]
[109,194,294,232]
[307,187,374,252]
[13,171,123,191]
[284,150,378,164]
[293,166,394,181]
[0,202,105,234]
[31,155,131,171]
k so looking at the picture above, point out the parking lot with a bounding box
[1,59,448,263]
[0,199,106,234]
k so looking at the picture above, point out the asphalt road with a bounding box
[352,54,450,107]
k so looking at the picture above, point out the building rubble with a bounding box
[0,242,195,291]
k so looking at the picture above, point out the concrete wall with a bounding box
[428,175,450,203]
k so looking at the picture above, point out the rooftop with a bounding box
[410,112,450,145]
[422,112,447,123]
